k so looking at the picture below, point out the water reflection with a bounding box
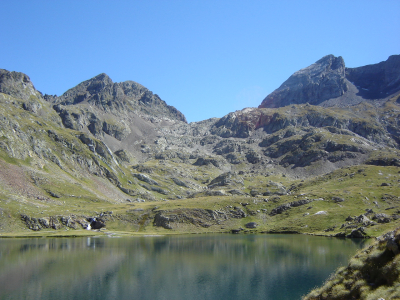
[0,235,366,300]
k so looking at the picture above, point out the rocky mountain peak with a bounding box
[86,73,114,91]
[259,55,348,108]
[315,54,345,70]
[93,73,112,82]
[50,73,187,123]
[296,54,346,78]
[54,73,114,105]
[0,69,43,101]
[259,54,400,109]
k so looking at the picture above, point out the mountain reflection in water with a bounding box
[0,234,366,300]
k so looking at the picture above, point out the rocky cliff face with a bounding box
[346,54,400,100]
[259,55,349,108]
[51,73,187,123]
[0,69,43,102]
[41,73,189,163]
[259,54,400,109]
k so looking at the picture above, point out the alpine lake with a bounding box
[0,234,368,300]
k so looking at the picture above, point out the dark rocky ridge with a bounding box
[259,54,400,109]
[346,55,400,100]
[50,73,187,123]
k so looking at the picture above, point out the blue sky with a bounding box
[1,1,399,123]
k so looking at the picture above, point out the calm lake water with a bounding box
[0,234,367,300]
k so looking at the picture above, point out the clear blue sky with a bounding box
[1,1,399,123]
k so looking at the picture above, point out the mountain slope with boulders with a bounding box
[0,54,399,238]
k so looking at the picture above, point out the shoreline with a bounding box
[0,228,376,239]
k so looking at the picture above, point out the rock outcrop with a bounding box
[0,69,43,102]
[20,214,106,231]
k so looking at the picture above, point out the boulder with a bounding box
[314,211,327,215]
[114,149,131,162]
[269,199,313,216]
[133,173,159,186]
[245,222,258,229]
[208,172,244,188]
[231,208,246,218]
[332,196,345,203]
[347,227,367,238]
[372,213,391,223]
[193,156,227,168]
[153,213,172,229]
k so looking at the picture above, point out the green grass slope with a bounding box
[303,227,400,300]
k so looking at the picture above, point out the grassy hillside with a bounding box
[303,227,400,300]
[0,153,398,238]
[0,70,399,238]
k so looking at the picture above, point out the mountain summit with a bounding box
[51,73,187,123]
[259,55,347,108]
[259,54,400,108]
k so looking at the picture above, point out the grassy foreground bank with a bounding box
[303,227,400,300]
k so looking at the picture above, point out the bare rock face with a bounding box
[346,54,400,99]
[0,69,43,102]
[51,73,187,123]
[211,108,260,138]
[259,55,348,108]
[259,55,400,109]
[207,172,244,189]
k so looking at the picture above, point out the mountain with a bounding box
[49,73,186,122]
[0,55,399,239]
[259,54,400,108]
